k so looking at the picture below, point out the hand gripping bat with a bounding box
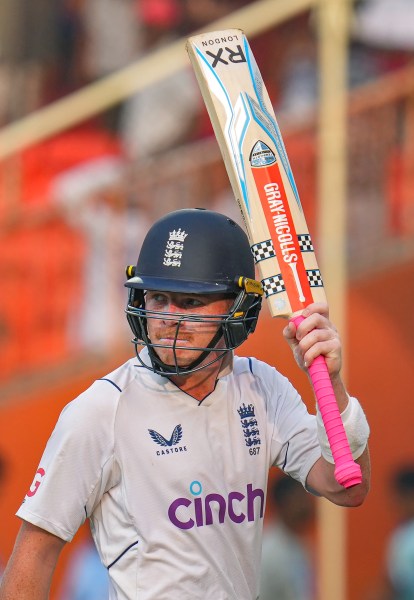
[186,29,362,488]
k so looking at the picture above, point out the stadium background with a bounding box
[0,0,414,598]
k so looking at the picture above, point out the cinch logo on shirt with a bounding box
[168,480,264,530]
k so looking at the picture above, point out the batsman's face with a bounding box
[145,291,233,367]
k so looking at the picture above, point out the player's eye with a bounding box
[181,297,204,309]
[147,292,168,305]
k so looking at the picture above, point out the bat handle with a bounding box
[292,316,362,488]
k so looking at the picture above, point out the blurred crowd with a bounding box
[0,0,253,132]
[1,0,412,215]
[0,0,413,374]
[0,0,413,362]
[367,465,414,600]
[0,1,412,123]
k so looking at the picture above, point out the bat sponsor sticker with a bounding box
[250,144,313,311]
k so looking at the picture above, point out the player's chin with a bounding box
[155,346,202,367]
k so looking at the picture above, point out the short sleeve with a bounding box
[271,382,321,486]
[16,381,120,542]
[252,360,321,486]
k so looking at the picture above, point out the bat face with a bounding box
[186,30,326,318]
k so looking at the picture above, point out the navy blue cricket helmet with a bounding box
[125,208,263,375]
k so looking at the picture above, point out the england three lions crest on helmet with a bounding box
[163,229,188,267]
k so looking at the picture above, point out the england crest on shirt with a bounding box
[237,403,261,452]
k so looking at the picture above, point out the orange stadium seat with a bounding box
[0,125,122,380]
[0,222,85,379]
[19,125,123,206]
[284,131,317,237]
[387,146,414,236]
[0,221,86,380]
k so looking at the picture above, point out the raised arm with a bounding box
[0,521,66,600]
[283,302,371,506]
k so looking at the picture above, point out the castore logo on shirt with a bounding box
[148,424,188,456]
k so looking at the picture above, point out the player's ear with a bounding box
[224,291,262,347]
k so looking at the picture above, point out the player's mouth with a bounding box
[157,336,192,345]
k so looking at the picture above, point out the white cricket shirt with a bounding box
[17,349,321,600]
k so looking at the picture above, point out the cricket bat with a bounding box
[186,29,362,488]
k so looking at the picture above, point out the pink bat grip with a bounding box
[292,315,362,488]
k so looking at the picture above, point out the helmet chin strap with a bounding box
[137,327,228,376]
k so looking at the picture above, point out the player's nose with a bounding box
[161,300,183,324]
